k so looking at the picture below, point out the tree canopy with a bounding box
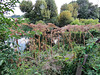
[45,0,58,18]
[60,2,79,19]
[33,0,50,23]
[19,0,100,26]
[77,0,89,19]
[20,1,33,13]
[58,11,73,27]
[60,3,67,13]
[88,3,99,19]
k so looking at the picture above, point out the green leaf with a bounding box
[0,60,4,66]
[65,57,69,61]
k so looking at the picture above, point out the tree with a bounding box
[0,0,19,14]
[88,3,99,19]
[99,7,100,20]
[70,2,79,19]
[77,0,89,19]
[19,0,50,23]
[58,11,74,27]
[60,2,79,19]
[20,1,33,13]
[66,4,74,13]
[45,0,58,18]
[45,0,58,24]
[20,0,35,22]
[33,0,50,23]
[60,3,67,13]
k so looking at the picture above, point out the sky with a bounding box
[6,0,100,16]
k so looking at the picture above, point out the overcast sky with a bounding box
[6,0,100,16]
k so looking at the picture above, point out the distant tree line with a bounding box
[20,0,100,27]
[9,15,22,18]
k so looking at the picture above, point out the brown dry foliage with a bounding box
[9,23,100,51]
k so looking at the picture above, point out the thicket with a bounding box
[12,23,100,75]
[0,0,100,75]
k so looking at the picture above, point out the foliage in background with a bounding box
[88,3,99,19]
[77,0,100,19]
[60,2,79,19]
[45,0,58,18]
[33,0,50,23]
[20,0,51,23]
[45,0,58,24]
[58,11,74,27]
[80,19,99,25]
[19,0,100,26]
[20,1,33,13]
[71,19,99,25]
[77,0,89,19]
[99,7,100,20]
[70,19,84,25]
[35,20,46,25]
[60,3,67,13]
[9,15,22,18]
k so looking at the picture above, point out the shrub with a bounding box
[0,43,18,75]
[58,11,74,27]
[35,20,45,25]
[70,19,84,25]
[94,19,99,24]
[83,19,94,25]
[80,19,99,25]
[71,19,99,25]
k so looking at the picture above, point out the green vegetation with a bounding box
[19,0,100,26]
[0,0,19,74]
[71,19,99,25]
[61,2,79,19]
[77,0,89,19]
[58,11,74,27]
[45,0,58,18]
[0,0,100,75]
[60,3,68,13]
[35,20,45,25]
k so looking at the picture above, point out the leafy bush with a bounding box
[58,10,74,27]
[80,19,99,25]
[0,43,18,75]
[71,19,84,25]
[35,20,46,25]
[71,19,99,25]
[61,61,77,75]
